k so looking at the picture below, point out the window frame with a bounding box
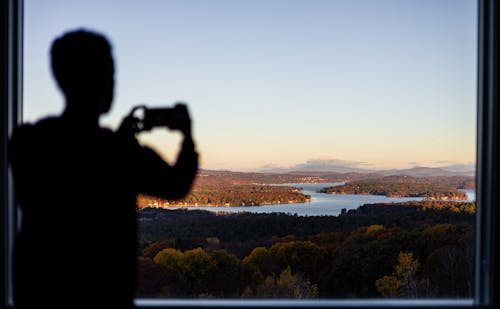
[1,0,498,308]
[475,1,500,307]
[1,0,22,308]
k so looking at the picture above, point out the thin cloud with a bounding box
[258,159,374,173]
[294,159,370,171]
[432,160,455,165]
[439,163,476,172]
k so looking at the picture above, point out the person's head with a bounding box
[51,29,114,116]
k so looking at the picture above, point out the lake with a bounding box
[182,183,476,217]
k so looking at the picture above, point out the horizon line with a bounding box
[198,164,476,175]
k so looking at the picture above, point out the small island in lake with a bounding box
[318,175,469,200]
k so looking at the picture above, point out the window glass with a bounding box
[24,0,477,300]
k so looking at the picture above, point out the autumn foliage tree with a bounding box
[375,252,420,298]
[242,267,318,299]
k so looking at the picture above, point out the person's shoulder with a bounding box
[15,116,60,133]
[10,116,61,146]
[35,116,60,127]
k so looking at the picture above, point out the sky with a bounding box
[24,0,477,172]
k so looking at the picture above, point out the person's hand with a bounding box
[171,103,192,136]
[117,114,140,138]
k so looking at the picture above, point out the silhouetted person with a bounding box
[9,29,198,308]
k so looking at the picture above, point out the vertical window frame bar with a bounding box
[1,0,22,307]
[476,0,498,306]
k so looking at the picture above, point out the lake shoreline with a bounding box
[153,183,475,217]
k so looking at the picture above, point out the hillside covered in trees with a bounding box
[137,171,474,208]
[137,200,475,299]
[138,185,310,208]
[318,175,469,200]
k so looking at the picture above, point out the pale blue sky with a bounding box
[24,0,477,171]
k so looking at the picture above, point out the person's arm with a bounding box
[136,132,198,200]
[119,104,198,200]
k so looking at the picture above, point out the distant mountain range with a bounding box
[256,165,475,177]
[198,165,475,189]
[377,166,475,177]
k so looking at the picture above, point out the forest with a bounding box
[137,200,475,299]
[138,185,310,207]
[318,176,469,200]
